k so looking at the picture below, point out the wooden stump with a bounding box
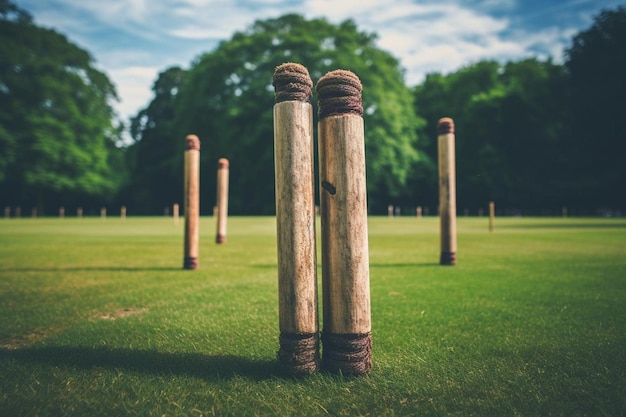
[215,158,229,244]
[489,201,495,232]
[317,69,371,375]
[173,203,179,225]
[273,63,319,376]
[438,117,457,266]
[183,135,200,270]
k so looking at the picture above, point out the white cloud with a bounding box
[108,66,160,119]
[18,0,617,122]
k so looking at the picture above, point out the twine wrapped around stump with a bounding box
[183,256,198,270]
[322,332,372,376]
[439,251,457,266]
[316,69,363,119]
[277,333,320,376]
[272,63,313,103]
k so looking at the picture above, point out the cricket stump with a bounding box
[215,158,229,244]
[438,117,457,265]
[183,134,201,270]
[317,69,372,375]
[489,201,495,232]
[273,63,319,376]
[173,203,179,225]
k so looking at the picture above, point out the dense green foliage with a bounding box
[1,1,625,215]
[126,14,420,214]
[1,217,625,415]
[565,7,626,209]
[0,0,125,213]
[412,59,571,211]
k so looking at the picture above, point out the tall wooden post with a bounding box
[121,206,127,220]
[77,207,83,218]
[183,134,201,270]
[215,158,229,244]
[438,117,457,266]
[489,201,495,232]
[273,63,319,376]
[317,69,371,375]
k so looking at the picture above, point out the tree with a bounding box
[0,0,124,213]
[167,14,421,214]
[565,6,626,210]
[124,66,187,214]
[413,59,569,212]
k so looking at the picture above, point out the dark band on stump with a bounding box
[272,62,313,103]
[316,69,372,375]
[317,69,363,119]
[437,117,457,266]
[322,332,372,375]
[185,135,201,151]
[277,332,320,377]
[437,117,454,135]
[273,63,319,376]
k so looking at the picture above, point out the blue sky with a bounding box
[14,0,624,124]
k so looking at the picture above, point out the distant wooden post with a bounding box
[173,203,179,226]
[438,117,457,266]
[489,201,495,232]
[100,207,106,219]
[416,206,422,217]
[317,69,371,375]
[215,158,229,244]
[77,207,83,218]
[388,205,394,217]
[273,63,319,376]
[59,206,65,218]
[121,206,127,220]
[183,135,201,269]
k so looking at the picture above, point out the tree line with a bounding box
[1,1,625,216]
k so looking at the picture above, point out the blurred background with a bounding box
[1,0,624,216]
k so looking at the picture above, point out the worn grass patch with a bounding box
[1,216,625,416]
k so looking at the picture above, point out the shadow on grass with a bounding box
[0,346,280,381]
[0,266,181,273]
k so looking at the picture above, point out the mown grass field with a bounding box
[1,215,625,416]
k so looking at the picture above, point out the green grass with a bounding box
[1,215,625,416]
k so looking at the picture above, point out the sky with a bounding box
[14,0,625,125]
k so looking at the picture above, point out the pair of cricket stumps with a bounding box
[274,63,371,376]
[274,63,458,376]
